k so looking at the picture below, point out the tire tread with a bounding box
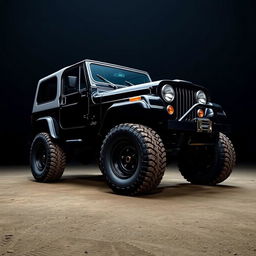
[178,132,236,185]
[30,133,66,182]
[99,123,166,195]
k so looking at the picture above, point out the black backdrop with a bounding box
[0,0,255,164]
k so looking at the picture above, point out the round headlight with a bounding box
[161,84,175,102]
[196,90,207,104]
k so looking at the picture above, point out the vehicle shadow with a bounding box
[141,183,241,199]
[54,173,241,199]
[30,174,107,190]
[58,174,107,188]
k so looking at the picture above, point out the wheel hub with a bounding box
[125,156,132,163]
[111,141,139,179]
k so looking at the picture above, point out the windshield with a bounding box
[90,63,151,86]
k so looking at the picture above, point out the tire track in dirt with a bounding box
[0,218,66,255]
[0,234,13,248]
[110,241,155,256]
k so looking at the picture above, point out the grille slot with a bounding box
[175,87,196,120]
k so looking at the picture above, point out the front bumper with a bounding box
[168,119,230,133]
[167,102,230,134]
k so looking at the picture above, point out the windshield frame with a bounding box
[85,60,152,88]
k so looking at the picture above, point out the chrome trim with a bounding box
[37,117,58,139]
[178,103,201,121]
[178,102,217,121]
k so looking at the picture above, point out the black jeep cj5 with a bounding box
[30,59,236,195]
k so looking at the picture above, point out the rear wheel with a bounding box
[30,132,66,182]
[99,123,166,195]
[178,132,236,185]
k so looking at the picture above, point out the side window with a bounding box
[37,77,57,104]
[62,66,79,95]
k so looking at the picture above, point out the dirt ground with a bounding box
[0,165,255,256]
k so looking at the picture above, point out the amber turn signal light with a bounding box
[167,105,174,115]
[197,108,204,118]
[129,96,142,102]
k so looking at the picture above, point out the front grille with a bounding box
[175,87,196,120]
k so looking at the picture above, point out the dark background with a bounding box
[0,0,255,165]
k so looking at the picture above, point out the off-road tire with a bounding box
[30,132,66,182]
[178,132,236,185]
[99,123,166,195]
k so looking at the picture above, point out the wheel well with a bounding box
[32,121,48,136]
[32,117,59,139]
[100,113,159,138]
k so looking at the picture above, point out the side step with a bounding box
[65,139,83,143]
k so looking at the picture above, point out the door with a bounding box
[59,64,89,129]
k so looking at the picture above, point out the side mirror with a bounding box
[67,76,78,88]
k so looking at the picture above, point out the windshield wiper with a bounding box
[125,80,134,86]
[96,74,118,89]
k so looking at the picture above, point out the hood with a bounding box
[92,79,206,104]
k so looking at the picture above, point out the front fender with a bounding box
[100,97,165,133]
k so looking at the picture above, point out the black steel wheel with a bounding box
[34,140,48,174]
[30,132,66,182]
[111,139,139,179]
[99,123,166,195]
[178,132,236,185]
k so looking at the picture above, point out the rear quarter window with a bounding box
[37,77,57,104]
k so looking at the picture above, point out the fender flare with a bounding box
[100,99,165,134]
[103,100,150,120]
[37,116,59,139]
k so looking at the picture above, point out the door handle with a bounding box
[80,92,88,98]
[61,96,66,105]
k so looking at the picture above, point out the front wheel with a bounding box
[178,132,236,185]
[99,123,166,195]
